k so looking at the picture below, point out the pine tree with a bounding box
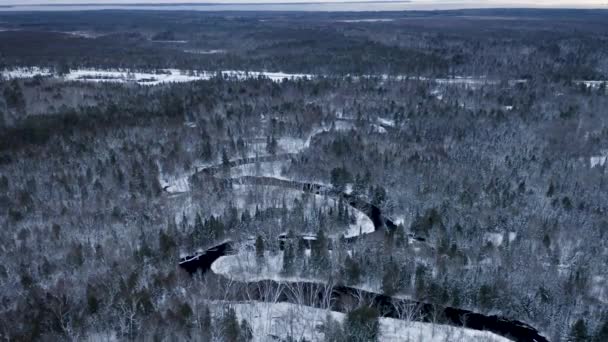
[343,255,361,285]
[266,135,277,155]
[382,260,401,296]
[345,307,379,342]
[194,213,205,245]
[221,307,240,342]
[594,317,608,342]
[282,242,295,276]
[569,319,588,342]
[159,229,176,258]
[222,148,230,166]
[240,319,253,342]
[255,235,265,264]
[200,305,212,341]
[311,229,329,273]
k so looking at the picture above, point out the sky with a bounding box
[0,0,605,9]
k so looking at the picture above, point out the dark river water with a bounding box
[178,173,549,341]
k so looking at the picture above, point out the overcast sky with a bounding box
[0,0,605,9]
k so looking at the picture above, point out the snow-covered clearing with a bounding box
[215,301,511,342]
[591,155,607,168]
[377,117,396,127]
[576,80,607,89]
[337,18,395,23]
[1,67,313,85]
[2,67,535,90]
[212,250,321,283]
[184,49,227,54]
[151,40,188,43]
[278,126,329,154]
[229,161,291,181]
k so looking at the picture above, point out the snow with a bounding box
[377,117,396,127]
[508,231,517,243]
[227,183,374,239]
[484,232,504,247]
[184,49,226,54]
[151,40,188,43]
[1,68,533,90]
[230,161,290,181]
[577,80,608,89]
[337,18,395,23]
[278,126,328,154]
[161,177,190,194]
[1,67,52,78]
[217,301,511,342]
[591,156,607,168]
[371,124,388,134]
[1,67,313,85]
[212,250,322,283]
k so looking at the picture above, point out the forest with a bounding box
[0,8,608,342]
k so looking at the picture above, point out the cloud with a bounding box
[0,0,605,9]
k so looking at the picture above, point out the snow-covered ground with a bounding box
[229,161,291,181]
[228,184,374,239]
[337,18,395,23]
[577,80,608,89]
[216,301,512,342]
[378,117,395,127]
[483,232,517,247]
[1,67,534,89]
[278,126,329,154]
[184,49,227,54]
[591,155,607,168]
[212,250,320,283]
[1,67,313,85]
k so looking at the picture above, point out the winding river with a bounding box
[175,127,548,342]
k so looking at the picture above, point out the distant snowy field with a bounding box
[0,67,312,85]
[7,67,592,89]
[215,301,512,342]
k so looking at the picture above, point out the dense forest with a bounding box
[0,8,608,342]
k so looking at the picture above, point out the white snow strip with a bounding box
[591,156,607,168]
[1,68,313,85]
[484,232,504,247]
[337,18,395,23]
[217,301,512,342]
[377,117,395,127]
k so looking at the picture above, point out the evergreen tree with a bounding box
[159,228,176,258]
[255,235,265,264]
[194,213,205,245]
[594,317,608,342]
[200,305,212,341]
[382,260,401,296]
[282,242,295,276]
[343,255,361,285]
[222,149,230,166]
[323,314,345,342]
[311,229,330,273]
[240,319,253,342]
[266,135,278,155]
[569,319,588,342]
[221,307,241,342]
[345,307,379,342]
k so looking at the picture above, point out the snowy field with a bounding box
[229,161,291,181]
[1,67,539,88]
[0,67,313,85]
[211,250,320,283]
[215,301,512,342]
